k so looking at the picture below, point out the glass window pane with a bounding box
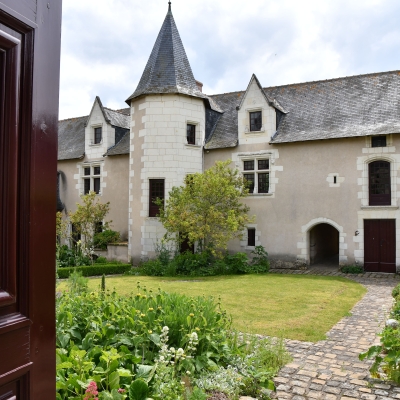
[186,124,196,145]
[84,178,90,194]
[243,160,254,171]
[243,173,255,193]
[258,159,269,170]
[250,111,262,131]
[247,228,256,246]
[93,178,100,194]
[84,167,90,176]
[258,173,269,193]
[93,166,100,175]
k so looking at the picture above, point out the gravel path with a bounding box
[269,267,400,400]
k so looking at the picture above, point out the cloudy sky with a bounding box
[59,0,400,120]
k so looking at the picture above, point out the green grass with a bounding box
[57,273,366,342]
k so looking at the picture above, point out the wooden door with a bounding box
[364,219,396,273]
[0,1,62,399]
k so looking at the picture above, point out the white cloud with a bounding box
[59,0,400,119]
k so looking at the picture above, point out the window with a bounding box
[243,158,269,194]
[369,160,391,205]
[247,228,256,247]
[149,179,165,217]
[94,127,102,144]
[249,111,262,131]
[187,124,196,145]
[371,135,387,148]
[83,164,101,194]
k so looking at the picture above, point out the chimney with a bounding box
[195,80,203,92]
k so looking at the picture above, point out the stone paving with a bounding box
[269,267,400,400]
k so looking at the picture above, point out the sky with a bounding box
[59,0,400,120]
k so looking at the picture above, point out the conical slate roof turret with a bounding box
[126,2,206,103]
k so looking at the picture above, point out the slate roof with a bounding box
[104,131,130,156]
[58,105,130,160]
[205,70,400,149]
[104,107,130,129]
[268,71,400,143]
[58,116,87,160]
[126,4,207,103]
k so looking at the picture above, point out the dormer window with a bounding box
[94,127,102,144]
[249,111,262,131]
[186,124,196,145]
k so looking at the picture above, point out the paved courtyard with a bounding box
[269,267,400,400]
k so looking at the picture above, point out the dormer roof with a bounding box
[126,3,207,103]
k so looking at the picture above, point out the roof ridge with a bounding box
[103,106,130,115]
[264,69,400,91]
[59,115,88,122]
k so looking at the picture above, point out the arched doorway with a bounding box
[309,223,339,266]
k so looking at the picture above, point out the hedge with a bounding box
[58,263,132,279]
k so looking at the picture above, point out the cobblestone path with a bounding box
[269,268,400,400]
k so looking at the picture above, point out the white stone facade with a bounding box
[128,94,205,260]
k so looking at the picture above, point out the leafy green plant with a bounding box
[58,264,131,279]
[249,245,270,273]
[224,252,249,274]
[393,283,400,299]
[67,270,89,295]
[94,230,121,250]
[340,265,364,274]
[96,256,108,264]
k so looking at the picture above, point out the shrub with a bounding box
[249,245,270,273]
[95,256,108,264]
[341,265,364,274]
[66,270,89,295]
[58,263,131,278]
[360,283,400,382]
[57,244,90,268]
[93,229,120,250]
[224,252,249,274]
[393,283,400,299]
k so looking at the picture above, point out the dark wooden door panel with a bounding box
[0,0,62,398]
[364,219,380,272]
[379,219,396,273]
[364,219,396,273]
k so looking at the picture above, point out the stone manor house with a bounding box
[58,4,400,272]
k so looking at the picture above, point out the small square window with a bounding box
[249,111,262,131]
[187,124,196,145]
[247,228,256,247]
[93,166,100,175]
[94,127,102,144]
[371,135,386,148]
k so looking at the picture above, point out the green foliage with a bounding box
[139,247,271,277]
[67,270,89,295]
[393,283,400,299]
[157,160,254,254]
[249,245,270,273]
[58,264,131,279]
[360,285,400,382]
[101,274,106,292]
[58,244,91,268]
[69,191,111,260]
[56,284,235,399]
[94,230,121,250]
[96,256,108,264]
[340,265,364,274]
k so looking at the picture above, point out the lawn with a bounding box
[58,273,366,342]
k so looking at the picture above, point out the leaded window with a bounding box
[94,127,102,144]
[187,124,196,145]
[149,179,165,217]
[82,164,101,195]
[369,161,391,206]
[371,135,387,148]
[243,158,269,194]
[249,111,262,131]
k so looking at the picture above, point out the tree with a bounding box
[69,191,111,257]
[158,160,254,253]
